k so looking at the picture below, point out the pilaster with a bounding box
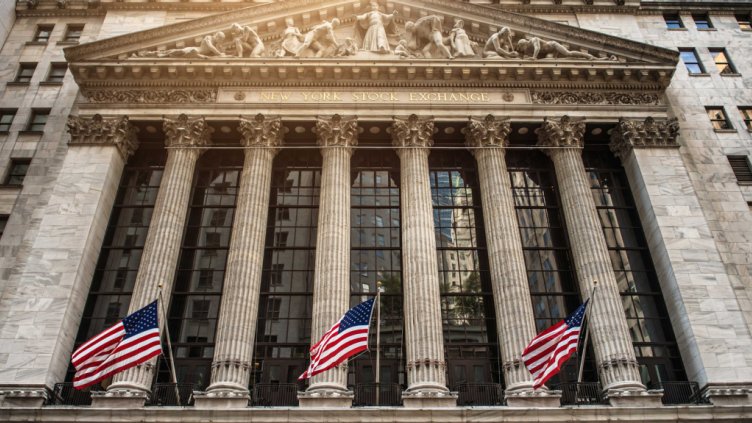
[298,115,357,408]
[99,114,211,408]
[392,115,456,408]
[538,116,659,407]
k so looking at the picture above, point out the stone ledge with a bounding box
[90,389,148,409]
[505,389,562,408]
[193,390,250,409]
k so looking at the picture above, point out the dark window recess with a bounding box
[5,159,31,185]
[0,110,16,132]
[46,63,67,83]
[692,13,713,29]
[679,49,704,74]
[736,13,752,30]
[728,156,752,183]
[15,63,37,83]
[706,107,733,130]
[664,13,684,29]
[34,25,54,42]
[26,109,50,132]
[739,107,752,131]
[709,48,737,74]
[63,24,84,42]
[0,215,8,240]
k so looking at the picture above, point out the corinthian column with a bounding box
[194,114,282,409]
[465,115,560,407]
[392,115,456,408]
[537,116,659,407]
[98,114,212,408]
[298,115,357,408]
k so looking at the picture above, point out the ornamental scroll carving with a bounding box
[315,114,358,148]
[163,114,213,149]
[609,117,680,160]
[67,114,139,159]
[85,89,217,104]
[537,115,585,149]
[465,114,511,149]
[391,114,434,148]
[531,91,662,106]
[238,114,283,149]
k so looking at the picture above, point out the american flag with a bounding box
[72,300,163,390]
[522,300,588,389]
[299,298,375,380]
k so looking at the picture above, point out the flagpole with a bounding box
[375,281,382,406]
[157,283,180,404]
[577,280,598,384]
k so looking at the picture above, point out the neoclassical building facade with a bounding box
[0,0,751,421]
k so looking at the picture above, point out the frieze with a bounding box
[84,89,217,104]
[531,91,662,105]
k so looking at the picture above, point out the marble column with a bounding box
[465,115,559,407]
[298,115,358,408]
[611,118,752,406]
[195,115,282,409]
[0,115,138,408]
[537,116,659,407]
[97,114,212,408]
[392,115,455,408]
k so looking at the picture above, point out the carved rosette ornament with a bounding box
[537,115,586,151]
[609,117,680,160]
[67,114,139,159]
[391,114,434,149]
[315,114,358,149]
[238,114,283,150]
[163,114,213,149]
[465,114,511,149]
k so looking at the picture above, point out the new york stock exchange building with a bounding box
[1,0,752,421]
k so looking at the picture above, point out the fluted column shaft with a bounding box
[207,115,282,394]
[466,116,537,392]
[109,115,211,393]
[539,116,643,392]
[305,115,357,397]
[392,115,449,396]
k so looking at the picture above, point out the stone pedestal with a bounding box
[90,389,148,408]
[299,115,358,407]
[0,387,49,408]
[205,115,282,405]
[703,385,752,406]
[505,389,562,408]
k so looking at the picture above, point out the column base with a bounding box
[298,387,353,408]
[703,384,752,406]
[604,388,663,407]
[505,388,561,407]
[90,388,148,408]
[0,386,49,408]
[193,390,250,408]
[402,388,457,408]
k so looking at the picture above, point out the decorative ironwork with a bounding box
[147,383,195,406]
[251,383,300,406]
[555,382,607,405]
[454,383,505,406]
[51,382,102,406]
[659,381,708,405]
[353,383,403,406]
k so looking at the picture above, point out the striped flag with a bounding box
[299,298,375,380]
[522,300,588,389]
[72,300,163,390]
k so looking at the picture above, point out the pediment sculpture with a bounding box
[132,9,621,62]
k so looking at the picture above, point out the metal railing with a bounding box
[556,382,607,406]
[659,381,708,405]
[353,383,403,406]
[251,383,299,406]
[51,382,101,406]
[454,383,505,406]
[147,383,195,406]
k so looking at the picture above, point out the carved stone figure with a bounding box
[516,37,615,60]
[353,2,398,54]
[296,18,341,58]
[334,38,358,57]
[278,21,305,57]
[483,27,519,59]
[394,40,418,58]
[136,32,227,59]
[402,15,453,59]
[227,23,265,58]
[449,20,476,58]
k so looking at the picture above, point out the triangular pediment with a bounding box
[64,0,678,94]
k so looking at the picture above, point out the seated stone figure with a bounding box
[296,18,341,58]
[136,31,228,59]
[402,15,453,59]
[227,23,265,58]
[483,27,519,59]
[516,37,615,60]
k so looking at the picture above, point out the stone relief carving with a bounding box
[315,114,359,147]
[531,91,661,105]
[448,20,477,58]
[238,114,283,148]
[465,115,511,148]
[483,27,519,59]
[391,114,435,148]
[67,114,139,158]
[227,24,265,58]
[537,115,586,149]
[296,18,343,57]
[85,89,217,104]
[401,15,453,59]
[609,117,680,159]
[516,37,616,61]
[163,114,214,148]
[353,1,399,54]
[136,31,228,59]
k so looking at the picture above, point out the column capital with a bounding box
[66,114,139,159]
[536,115,585,151]
[315,114,358,148]
[163,114,213,149]
[465,115,511,149]
[391,114,434,149]
[609,117,680,160]
[238,114,283,150]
